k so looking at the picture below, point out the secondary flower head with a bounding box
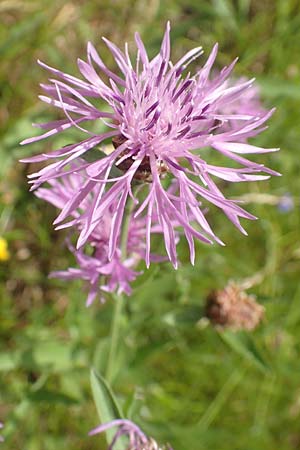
[89,419,173,450]
[22,22,279,268]
[214,76,266,135]
[35,164,168,305]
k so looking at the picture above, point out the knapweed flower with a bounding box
[89,419,173,450]
[21,22,279,268]
[35,163,168,305]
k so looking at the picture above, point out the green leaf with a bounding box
[219,330,271,373]
[90,369,125,449]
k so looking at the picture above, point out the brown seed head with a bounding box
[206,282,265,331]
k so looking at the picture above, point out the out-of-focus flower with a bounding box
[206,282,265,331]
[35,163,169,305]
[0,238,10,262]
[89,419,173,450]
[277,193,294,213]
[0,422,4,442]
[216,77,266,135]
[49,244,141,306]
[22,22,279,268]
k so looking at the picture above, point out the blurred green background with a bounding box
[1,0,300,449]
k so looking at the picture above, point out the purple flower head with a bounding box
[49,245,140,306]
[22,22,280,268]
[89,419,173,450]
[35,164,168,305]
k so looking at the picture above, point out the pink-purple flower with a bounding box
[35,164,168,305]
[89,419,173,450]
[22,22,279,268]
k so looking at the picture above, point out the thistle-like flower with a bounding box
[89,419,172,450]
[22,22,279,268]
[35,163,167,304]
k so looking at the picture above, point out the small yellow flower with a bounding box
[0,237,10,261]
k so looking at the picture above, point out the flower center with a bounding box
[112,135,168,182]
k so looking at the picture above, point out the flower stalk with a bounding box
[106,293,124,383]
[106,190,139,382]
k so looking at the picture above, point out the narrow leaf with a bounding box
[90,369,125,448]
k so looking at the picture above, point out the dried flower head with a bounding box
[89,419,172,450]
[206,282,265,331]
[21,22,279,268]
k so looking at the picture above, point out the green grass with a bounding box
[1,1,300,449]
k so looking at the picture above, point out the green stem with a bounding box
[105,187,141,382]
[105,293,123,383]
